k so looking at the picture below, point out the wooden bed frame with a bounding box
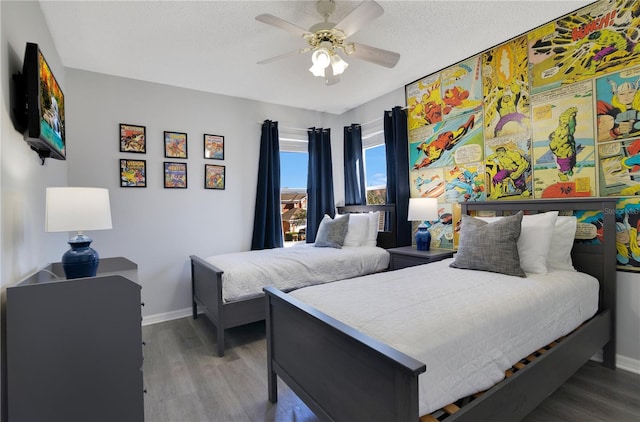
[190,204,397,357]
[264,198,617,421]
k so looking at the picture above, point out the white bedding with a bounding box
[289,258,599,416]
[204,244,389,302]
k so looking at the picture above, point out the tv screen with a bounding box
[22,42,66,160]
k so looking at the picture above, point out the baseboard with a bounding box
[142,307,193,326]
[591,352,640,374]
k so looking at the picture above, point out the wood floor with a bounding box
[142,316,640,422]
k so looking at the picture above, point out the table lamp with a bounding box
[407,197,439,251]
[46,187,112,279]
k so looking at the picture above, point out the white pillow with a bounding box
[343,213,371,247]
[478,211,558,274]
[364,211,380,247]
[548,216,577,271]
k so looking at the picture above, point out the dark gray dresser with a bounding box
[6,257,144,422]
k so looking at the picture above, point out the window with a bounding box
[280,134,308,246]
[362,130,386,204]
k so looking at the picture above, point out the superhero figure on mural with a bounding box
[414,114,475,169]
[549,107,578,182]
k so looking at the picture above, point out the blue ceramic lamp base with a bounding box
[62,234,99,279]
[415,224,432,251]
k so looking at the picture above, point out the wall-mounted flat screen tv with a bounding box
[20,42,66,160]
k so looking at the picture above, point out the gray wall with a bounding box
[66,69,339,318]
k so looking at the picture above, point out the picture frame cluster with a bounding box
[118,123,225,190]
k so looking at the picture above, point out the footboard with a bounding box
[190,255,225,354]
[264,286,425,422]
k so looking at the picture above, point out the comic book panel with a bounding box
[410,167,445,199]
[484,135,533,200]
[440,56,483,121]
[443,162,486,203]
[406,73,444,130]
[529,0,640,94]
[482,35,531,140]
[596,65,640,142]
[598,138,640,196]
[409,108,483,171]
[574,209,604,245]
[531,80,596,198]
[616,197,640,269]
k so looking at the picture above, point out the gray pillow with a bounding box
[314,214,350,248]
[450,211,526,277]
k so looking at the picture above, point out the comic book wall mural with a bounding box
[404,0,640,271]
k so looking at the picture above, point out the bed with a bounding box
[264,198,617,421]
[190,204,397,356]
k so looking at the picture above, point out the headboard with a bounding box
[461,198,617,366]
[337,204,397,249]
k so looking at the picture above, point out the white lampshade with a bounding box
[330,53,349,76]
[407,197,438,222]
[46,187,112,233]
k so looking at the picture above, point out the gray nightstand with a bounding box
[388,246,454,270]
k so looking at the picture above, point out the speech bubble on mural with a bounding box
[533,104,553,121]
[454,144,483,164]
[575,222,598,240]
[598,143,622,156]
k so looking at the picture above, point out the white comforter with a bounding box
[204,244,389,302]
[289,258,599,416]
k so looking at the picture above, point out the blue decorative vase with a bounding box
[62,235,99,279]
[415,225,432,251]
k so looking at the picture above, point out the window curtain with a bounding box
[251,120,283,250]
[306,127,335,243]
[384,106,411,246]
[343,124,366,205]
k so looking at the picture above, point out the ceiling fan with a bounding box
[256,0,400,85]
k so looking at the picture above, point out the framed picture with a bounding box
[120,159,146,187]
[164,131,187,158]
[164,162,187,188]
[120,124,146,153]
[205,164,225,190]
[204,134,224,160]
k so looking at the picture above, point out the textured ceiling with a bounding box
[39,0,592,114]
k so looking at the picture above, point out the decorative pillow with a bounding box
[450,212,526,277]
[548,216,577,271]
[364,211,380,247]
[343,213,371,247]
[478,211,558,274]
[314,214,350,248]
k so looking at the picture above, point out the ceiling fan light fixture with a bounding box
[330,53,348,76]
[311,48,331,68]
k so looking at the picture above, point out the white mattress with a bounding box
[204,244,390,302]
[289,258,599,416]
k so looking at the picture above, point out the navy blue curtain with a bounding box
[343,124,366,205]
[384,107,411,246]
[306,127,335,243]
[251,120,283,250]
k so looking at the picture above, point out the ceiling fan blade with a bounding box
[257,49,302,65]
[350,42,400,68]
[335,0,384,37]
[256,14,310,38]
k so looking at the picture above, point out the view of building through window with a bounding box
[279,133,387,245]
[280,151,308,246]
